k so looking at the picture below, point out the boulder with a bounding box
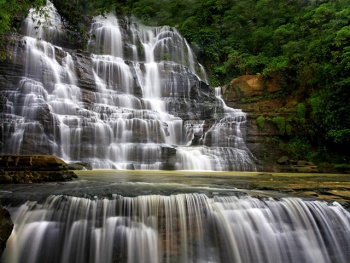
[277,156,290,165]
[0,205,13,256]
[222,75,279,102]
[0,155,77,183]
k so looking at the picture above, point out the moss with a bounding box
[256,116,265,130]
[272,116,286,135]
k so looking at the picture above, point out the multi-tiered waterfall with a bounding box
[1,3,350,263]
[0,1,256,171]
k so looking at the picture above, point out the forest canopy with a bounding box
[1,0,350,163]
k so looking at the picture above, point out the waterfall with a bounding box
[0,1,256,171]
[2,194,350,263]
[23,0,63,41]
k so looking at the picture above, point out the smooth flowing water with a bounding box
[0,1,256,171]
[1,171,350,263]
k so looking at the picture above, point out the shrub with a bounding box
[272,116,286,135]
[281,137,311,160]
[256,116,265,130]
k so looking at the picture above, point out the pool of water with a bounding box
[0,170,286,205]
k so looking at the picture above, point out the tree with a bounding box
[0,0,45,59]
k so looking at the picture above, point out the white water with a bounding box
[2,194,350,263]
[23,0,63,41]
[0,1,256,171]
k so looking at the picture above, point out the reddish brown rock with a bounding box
[0,155,77,183]
[222,75,279,102]
[222,75,318,172]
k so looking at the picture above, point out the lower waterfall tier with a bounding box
[2,194,350,263]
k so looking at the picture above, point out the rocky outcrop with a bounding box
[0,155,77,183]
[0,35,26,92]
[0,205,13,256]
[276,156,318,172]
[222,75,314,172]
[222,75,279,101]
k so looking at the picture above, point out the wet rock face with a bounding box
[0,205,13,257]
[0,35,26,92]
[73,50,97,92]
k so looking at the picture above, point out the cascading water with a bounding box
[2,3,349,263]
[0,1,256,171]
[1,194,350,263]
[175,88,255,170]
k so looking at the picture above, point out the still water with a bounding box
[1,170,274,203]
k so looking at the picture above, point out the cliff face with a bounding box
[222,75,316,172]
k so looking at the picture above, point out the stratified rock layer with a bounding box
[222,75,318,172]
[0,155,77,183]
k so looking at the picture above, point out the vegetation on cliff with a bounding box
[0,0,45,59]
[1,0,349,165]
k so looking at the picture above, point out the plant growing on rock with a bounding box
[256,116,265,130]
[297,103,306,125]
[272,116,286,136]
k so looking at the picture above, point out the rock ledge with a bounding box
[0,155,77,183]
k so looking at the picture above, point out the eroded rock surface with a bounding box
[0,155,77,183]
[222,75,317,172]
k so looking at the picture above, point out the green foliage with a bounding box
[272,116,286,136]
[280,137,311,161]
[0,0,45,32]
[335,26,350,47]
[309,80,350,150]
[51,0,117,44]
[0,0,45,59]
[296,103,306,125]
[327,129,350,144]
[256,116,265,130]
[334,163,350,173]
[285,124,292,136]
